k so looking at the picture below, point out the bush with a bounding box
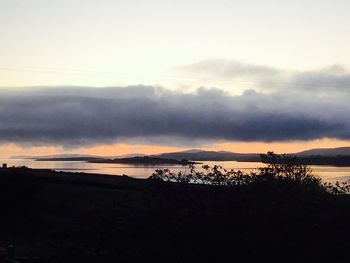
[258,152,322,186]
[149,152,350,195]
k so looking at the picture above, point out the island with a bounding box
[21,147,350,167]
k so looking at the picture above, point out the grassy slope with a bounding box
[0,168,350,262]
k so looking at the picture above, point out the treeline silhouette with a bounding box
[150,152,350,194]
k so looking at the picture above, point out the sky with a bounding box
[1,0,350,157]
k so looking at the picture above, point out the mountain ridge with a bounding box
[296,146,350,156]
[10,146,350,163]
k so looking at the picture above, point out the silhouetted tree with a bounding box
[258,151,321,186]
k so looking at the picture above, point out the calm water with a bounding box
[1,159,350,183]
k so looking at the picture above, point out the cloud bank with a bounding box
[0,84,349,147]
[176,59,350,92]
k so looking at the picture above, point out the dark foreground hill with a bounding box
[0,167,350,262]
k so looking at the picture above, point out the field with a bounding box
[1,167,350,262]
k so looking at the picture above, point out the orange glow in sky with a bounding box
[1,138,349,159]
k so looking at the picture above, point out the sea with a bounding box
[1,158,350,183]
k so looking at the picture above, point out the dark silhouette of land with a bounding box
[296,146,350,156]
[153,149,260,161]
[262,155,350,166]
[153,148,350,166]
[1,160,350,263]
[25,146,350,166]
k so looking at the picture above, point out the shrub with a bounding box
[149,152,350,194]
[258,152,322,187]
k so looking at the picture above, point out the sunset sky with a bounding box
[1,0,350,158]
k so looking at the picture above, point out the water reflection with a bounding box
[0,159,349,183]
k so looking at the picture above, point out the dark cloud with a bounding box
[0,85,348,147]
[289,65,350,91]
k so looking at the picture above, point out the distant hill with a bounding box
[12,150,261,162]
[296,147,350,156]
[152,150,261,162]
[152,147,350,166]
[12,147,350,166]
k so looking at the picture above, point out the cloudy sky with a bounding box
[1,0,350,157]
